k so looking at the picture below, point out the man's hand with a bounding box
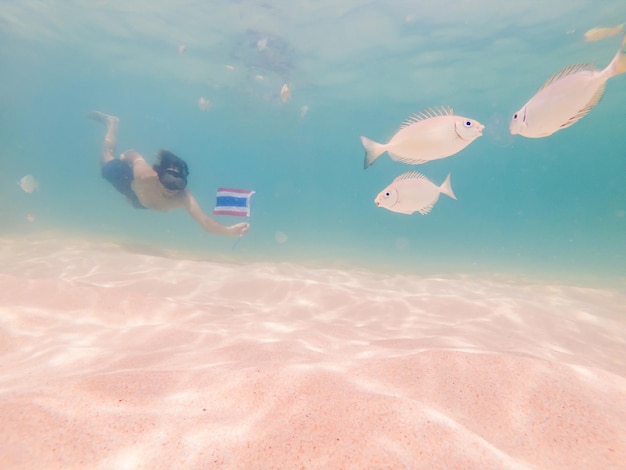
[228,222,250,237]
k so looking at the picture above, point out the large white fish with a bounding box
[360,107,484,169]
[17,174,39,193]
[510,35,626,138]
[375,171,456,215]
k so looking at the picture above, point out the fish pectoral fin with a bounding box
[391,154,428,165]
[418,202,436,215]
[560,82,606,130]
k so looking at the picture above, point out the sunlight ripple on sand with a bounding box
[0,237,625,469]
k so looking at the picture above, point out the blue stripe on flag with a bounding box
[216,196,248,208]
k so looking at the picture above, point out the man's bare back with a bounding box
[120,150,187,211]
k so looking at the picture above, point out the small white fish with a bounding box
[178,44,187,54]
[360,107,484,169]
[255,74,265,81]
[280,83,291,103]
[584,24,624,42]
[18,174,39,193]
[375,172,456,215]
[299,105,309,119]
[225,64,235,71]
[257,37,268,51]
[198,97,210,111]
[510,35,626,138]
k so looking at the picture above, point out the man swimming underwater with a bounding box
[88,111,249,238]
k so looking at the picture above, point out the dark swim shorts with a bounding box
[101,159,146,209]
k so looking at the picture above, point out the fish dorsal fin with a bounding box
[560,81,606,130]
[399,106,454,129]
[393,171,429,183]
[539,63,596,91]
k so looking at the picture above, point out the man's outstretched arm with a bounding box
[183,192,249,237]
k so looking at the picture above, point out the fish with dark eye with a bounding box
[510,35,626,138]
[375,172,456,215]
[360,106,484,169]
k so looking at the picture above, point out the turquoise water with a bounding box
[1,0,625,283]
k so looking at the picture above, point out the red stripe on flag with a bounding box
[214,209,249,216]
[217,187,253,194]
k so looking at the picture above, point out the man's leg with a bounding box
[87,111,120,165]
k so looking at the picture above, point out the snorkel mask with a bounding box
[154,150,189,191]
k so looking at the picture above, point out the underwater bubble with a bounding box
[486,111,514,148]
[395,237,409,251]
[18,174,39,193]
[275,231,288,244]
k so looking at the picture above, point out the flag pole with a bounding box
[231,236,242,250]
[230,209,251,250]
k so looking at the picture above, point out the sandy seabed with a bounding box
[0,237,625,470]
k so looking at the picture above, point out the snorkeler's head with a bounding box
[154,150,189,191]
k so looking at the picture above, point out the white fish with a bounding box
[375,172,456,215]
[584,24,623,42]
[178,44,187,54]
[510,35,626,138]
[18,174,39,193]
[360,107,484,169]
[257,37,268,51]
[280,83,291,103]
[299,105,309,119]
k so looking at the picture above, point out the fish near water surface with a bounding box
[280,83,291,103]
[198,97,210,111]
[584,24,624,42]
[375,172,456,215]
[360,107,484,169]
[510,35,626,138]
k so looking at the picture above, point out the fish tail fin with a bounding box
[439,173,457,200]
[360,136,386,169]
[608,34,626,77]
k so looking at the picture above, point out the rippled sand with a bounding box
[1,237,625,469]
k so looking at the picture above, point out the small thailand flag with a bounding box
[213,187,255,217]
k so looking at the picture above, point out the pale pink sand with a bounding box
[0,238,625,469]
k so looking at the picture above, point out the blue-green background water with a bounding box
[1,0,625,283]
